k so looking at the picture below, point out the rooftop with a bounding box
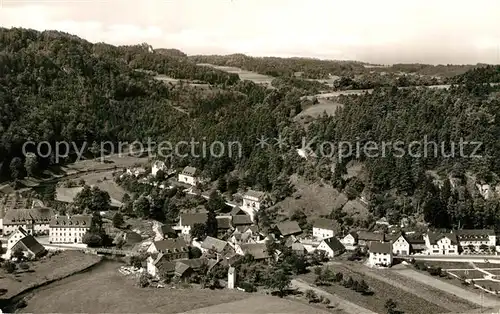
[50,215,92,228]
[243,190,266,200]
[368,241,392,254]
[180,212,207,227]
[201,236,228,253]
[313,218,341,233]
[182,166,199,176]
[276,221,302,236]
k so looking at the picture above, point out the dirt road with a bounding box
[290,279,377,314]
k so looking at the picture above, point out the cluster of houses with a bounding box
[0,199,93,259]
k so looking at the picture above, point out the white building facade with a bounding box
[392,234,410,255]
[49,215,91,244]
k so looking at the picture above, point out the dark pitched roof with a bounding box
[232,215,252,226]
[276,221,302,236]
[160,224,176,236]
[152,238,188,253]
[4,207,53,225]
[347,231,359,240]
[201,236,228,253]
[180,213,207,227]
[50,215,91,228]
[368,241,392,254]
[244,190,266,200]
[239,243,270,260]
[322,237,345,252]
[216,217,232,229]
[230,206,245,216]
[358,231,385,242]
[427,232,458,245]
[13,235,46,256]
[182,166,199,176]
[314,218,341,233]
[454,229,495,241]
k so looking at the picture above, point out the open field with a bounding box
[295,99,344,120]
[197,63,274,86]
[181,295,336,314]
[395,268,500,308]
[449,269,488,280]
[300,264,447,314]
[341,263,479,313]
[483,269,500,276]
[0,251,102,301]
[20,261,250,313]
[57,170,126,206]
[276,174,345,220]
[474,280,500,292]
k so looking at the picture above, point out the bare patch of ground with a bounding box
[394,268,500,308]
[0,251,102,301]
[20,261,249,313]
[181,294,336,314]
[276,174,344,219]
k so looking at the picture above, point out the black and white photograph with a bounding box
[0,1,500,313]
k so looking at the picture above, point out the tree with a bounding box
[227,176,239,194]
[189,246,202,258]
[206,190,227,213]
[217,177,227,193]
[191,223,207,240]
[10,157,24,180]
[24,153,38,177]
[133,196,151,218]
[265,267,291,297]
[385,299,398,314]
[112,212,124,228]
[206,208,218,238]
[12,247,24,260]
[305,289,318,303]
[3,261,16,273]
[357,279,369,294]
[83,232,103,247]
[74,185,111,213]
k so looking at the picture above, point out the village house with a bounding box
[177,212,208,237]
[453,229,496,252]
[236,243,270,261]
[424,232,459,255]
[368,242,393,267]
[178,166,200,186]
[151,160,167,177]
[201,236,232,260]
[159,224,177,239]
[7,226,46,259]
[49,214,91,244]
[342,232,359,249]
[276,221,302,238]
[391,232,410,255]
[231,214,253,228]
[241,190,268,221]
[2,207,53,235]
[126,167,147,177]
[291,242,307,255]
[357,231,385,247]
[316,237,346,258]
[216,216,233,236]
[7,226,32,251]
[229,225,260,247]
[147,256,213,279]
[313,218,341,240]
[147,238,189,260]
[297,238,321,254]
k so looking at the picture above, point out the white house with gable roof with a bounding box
[178,166,200,186]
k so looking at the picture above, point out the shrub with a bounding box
[19,263,29,270]
[305,290,319,303]
[322,297,331,305]
[3,261,16,273]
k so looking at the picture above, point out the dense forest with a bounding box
[2,27,500,230]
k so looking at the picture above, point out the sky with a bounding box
[0,0,499,64]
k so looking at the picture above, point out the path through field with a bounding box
[291,279,377,314]
[395,268,500,308]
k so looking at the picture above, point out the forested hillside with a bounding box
[2,27,500,230]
